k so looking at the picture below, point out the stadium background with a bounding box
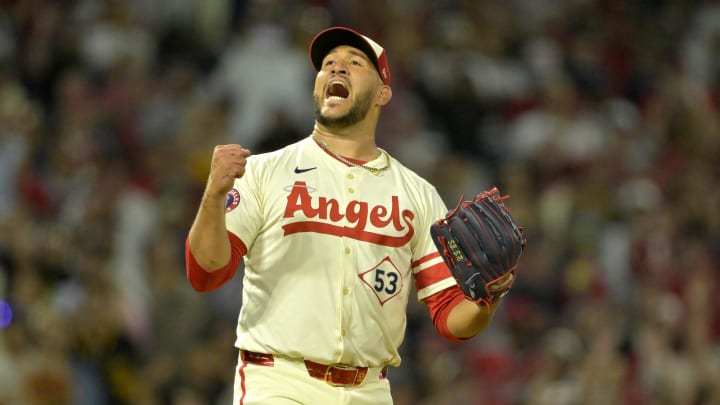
[0,0,718,404]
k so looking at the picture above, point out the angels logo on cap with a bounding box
[309,26,391,85]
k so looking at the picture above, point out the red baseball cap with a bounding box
[309,26,391,86]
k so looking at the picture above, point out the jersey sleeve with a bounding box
[411,188,467,342]
[185,231,247,292]
[411,185,457,301]
[423,285,469,343]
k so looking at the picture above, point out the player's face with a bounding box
[313,46,382,129]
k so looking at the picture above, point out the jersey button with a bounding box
[348,187,355,194]
[343,288,351,295]
[345,248,351,255]
[347,174,354,180]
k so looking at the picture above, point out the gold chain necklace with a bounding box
[314,137,391,176]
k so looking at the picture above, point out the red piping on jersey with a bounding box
[238,361,247,404]
[414,261,453,291]
[412,251,441,268]
[314,139,369,166]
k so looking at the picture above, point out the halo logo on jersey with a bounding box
[225,188,240,212]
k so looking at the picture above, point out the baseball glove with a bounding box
[430,187,526,306]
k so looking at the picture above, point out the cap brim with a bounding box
[310,27,381,75]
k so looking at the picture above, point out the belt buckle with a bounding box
[323,364,359,387]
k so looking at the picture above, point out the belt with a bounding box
[240,350,386,387]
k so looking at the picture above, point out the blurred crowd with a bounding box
[1,0,719,404]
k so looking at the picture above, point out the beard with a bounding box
[313,89,373,129]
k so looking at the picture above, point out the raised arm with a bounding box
[188,144,251,271]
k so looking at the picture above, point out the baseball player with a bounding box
[185,26,510,404]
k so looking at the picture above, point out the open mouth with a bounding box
[325,80,349,101]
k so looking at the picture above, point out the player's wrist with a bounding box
[201,188,230,210]
[204,178,232,199]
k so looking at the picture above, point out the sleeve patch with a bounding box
[225,188,241,212]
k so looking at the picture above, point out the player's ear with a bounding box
[377,85,392,106]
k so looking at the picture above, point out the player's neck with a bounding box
[311,126,379,161]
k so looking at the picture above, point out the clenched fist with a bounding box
[205,144,251,198]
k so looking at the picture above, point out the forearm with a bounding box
[188,193,231,271]
[446,298,502,339]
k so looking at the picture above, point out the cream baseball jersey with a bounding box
[226,135,456,368]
